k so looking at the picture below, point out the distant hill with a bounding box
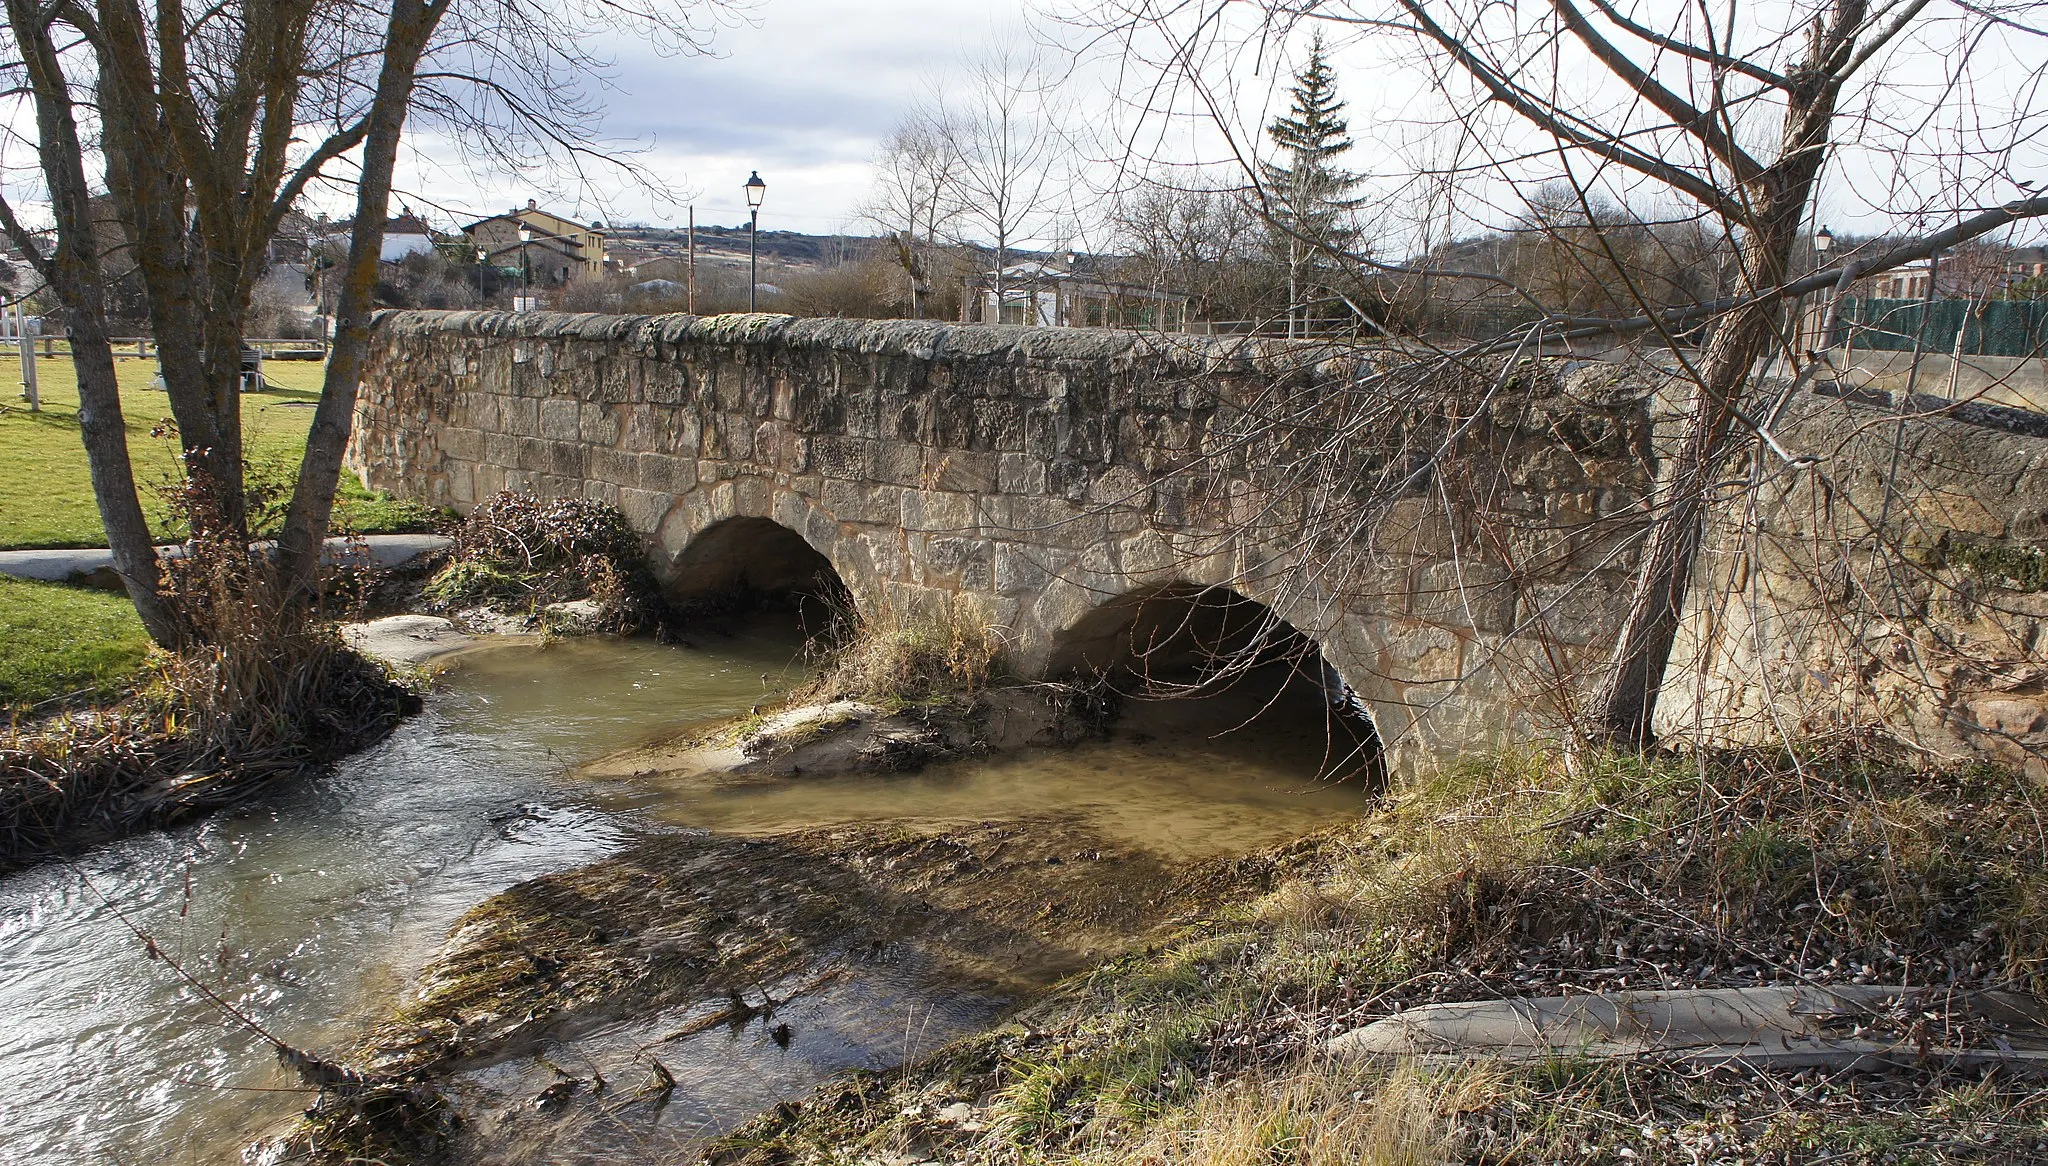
[607,225,888,271]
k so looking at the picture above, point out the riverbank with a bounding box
[270,728,2048,1164]
[704,738,2048,1165]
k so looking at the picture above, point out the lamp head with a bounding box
[744,171,767,211]
[1814,226,1834,254]
[518,225,532,243]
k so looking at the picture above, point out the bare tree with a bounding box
[861,104,965,319]
[1109,175,1276,326]
[942,46,1075,318]
[0,0,737,641]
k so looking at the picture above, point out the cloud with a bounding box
[392,0,1035,233]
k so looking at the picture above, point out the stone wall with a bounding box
[1662,387,2048,777]
[349,311,1656,776]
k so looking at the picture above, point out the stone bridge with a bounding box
[349,311,2048,778]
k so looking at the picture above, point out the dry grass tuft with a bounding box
[1105,1058,1498,1166]
[808,593,1003,705]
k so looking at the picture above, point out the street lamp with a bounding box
[745,170,766,311]
[1803,226,1835,353]
[475,244,488,304]
[517,225,533,310]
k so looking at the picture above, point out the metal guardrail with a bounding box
[0,338,330,359]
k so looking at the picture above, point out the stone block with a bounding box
[998,452,1047,496]
[648,453,698,496]
[926,449,998,492]
[922,535,994,590]
[591,447,639,487]
[549,441,587,477]
[901,489,981,534]
[645,367,689,405]
[452,393,499,431]
[1088,465,1147,507]
[994,542,1054,595]
[579,404,621,446]
[821,479,904,526]
[501,396,539,435]
[447,463,475,507]
[1114,530,1177,577]
[1374,621,1469,686]
[876,442,926,487]
[810,435,871,480]
[617,487,673,534]
[1407,561,1517,633]
[1517,576,1631,646]
[441,427,485,463]
[512,437,550,473]
[539,398,581,441]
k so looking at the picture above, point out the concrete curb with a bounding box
[1327,985,2048,1072]
[0,534,451,589]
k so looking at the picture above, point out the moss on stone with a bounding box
[1948,538,2048,592]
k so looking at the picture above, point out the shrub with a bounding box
[425,491,661,632]
[0,524,416,867]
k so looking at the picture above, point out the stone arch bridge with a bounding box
[349,310,1659,776]
[348,310,2048,778]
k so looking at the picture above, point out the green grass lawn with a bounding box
[0,576,151,710]
[0,352,434,549]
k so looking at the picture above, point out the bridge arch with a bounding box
[661,515,843,603]
[1047,581,1384,783]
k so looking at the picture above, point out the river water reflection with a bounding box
[0,624,1372,1164]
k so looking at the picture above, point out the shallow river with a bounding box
[0,625,1371,1164]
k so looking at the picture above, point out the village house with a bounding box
[464,200,609,286]
[963,257,1192,331]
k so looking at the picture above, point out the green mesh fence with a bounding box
[1831,297,2048,358]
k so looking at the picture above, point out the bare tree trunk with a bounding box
[276,0,442,603]
[893,230,926,318]
[3,0,178,643]
[92,3,249,539]
[1590,291,1775,744]
[1591,170,1831,745]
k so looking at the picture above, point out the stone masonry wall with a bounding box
[1662,388,2048,777]
[349,311,1660,777]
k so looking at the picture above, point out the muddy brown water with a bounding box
[0,622,1372,1165]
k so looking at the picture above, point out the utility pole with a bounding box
[687,204,697,314]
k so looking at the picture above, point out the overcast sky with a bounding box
[390,0,1038,235]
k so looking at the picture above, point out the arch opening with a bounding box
[664,517,851,636]
[1049,584,1383,785]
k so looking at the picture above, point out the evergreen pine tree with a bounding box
[1261,31,1364,335]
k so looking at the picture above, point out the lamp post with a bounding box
[745,171,766,311]
[517,225,533,310]
[475,244,488,305]
[1807,226,1834,351]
